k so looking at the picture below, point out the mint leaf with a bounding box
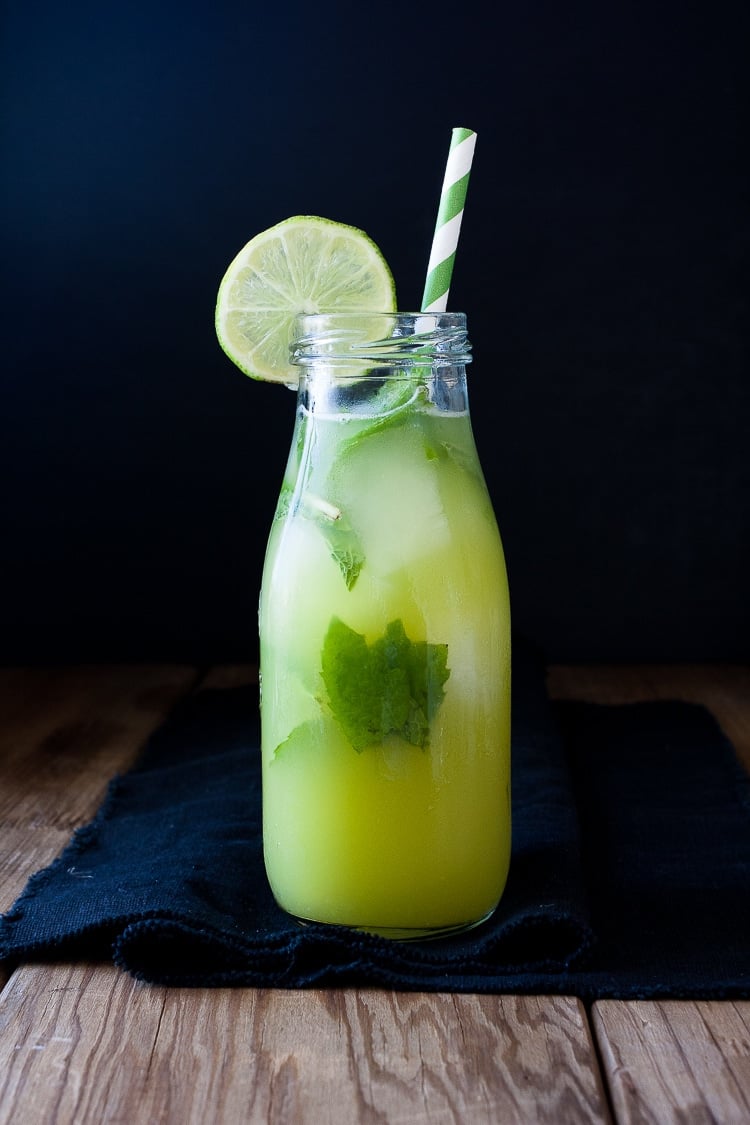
[301,495,365,590]
[321,617,449,752]
[327,523,365,591]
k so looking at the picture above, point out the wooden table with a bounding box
[1,664,749,1124]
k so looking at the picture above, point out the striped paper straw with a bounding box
[421,127,477,312]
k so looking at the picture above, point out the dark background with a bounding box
[2,1,748,664]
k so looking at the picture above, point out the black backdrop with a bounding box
[2,0,748,663]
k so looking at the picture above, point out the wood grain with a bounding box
[550,667,750,1121]
[2,664,749,1123]
[0,665,198,830]
[197,664,258,691]
[0,969,611,1124]
[592,999,750,1124]
[0,825,72,916]
[0,666,197,987]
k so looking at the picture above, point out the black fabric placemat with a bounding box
[2,648,749,999]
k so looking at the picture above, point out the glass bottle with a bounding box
[259,312,511,938]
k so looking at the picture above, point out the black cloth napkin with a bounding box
[2,645,749,999]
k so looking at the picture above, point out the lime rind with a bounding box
[215,215,397,385]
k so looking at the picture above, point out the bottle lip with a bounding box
[291,311,471,367]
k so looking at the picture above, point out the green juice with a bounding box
[259,362,511,937]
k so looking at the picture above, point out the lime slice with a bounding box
[215,215,397,385]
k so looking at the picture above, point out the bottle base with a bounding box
[291,904,498,942]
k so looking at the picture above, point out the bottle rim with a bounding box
[291,311,471,368]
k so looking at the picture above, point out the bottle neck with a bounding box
[291,311,472,419]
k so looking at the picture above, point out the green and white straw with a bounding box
[421,127,477,312]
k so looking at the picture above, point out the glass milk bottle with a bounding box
[259,312,511,938]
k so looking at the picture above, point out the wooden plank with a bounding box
[0,967,611,1124]
[0,825,72,916]
[0,666,197,987]
[197,664,257,691]
[547,664,750,772]
[544,667,750,1120]
[0,665,197,831]
[593,999,750,1124]
[4,664,746,1122]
